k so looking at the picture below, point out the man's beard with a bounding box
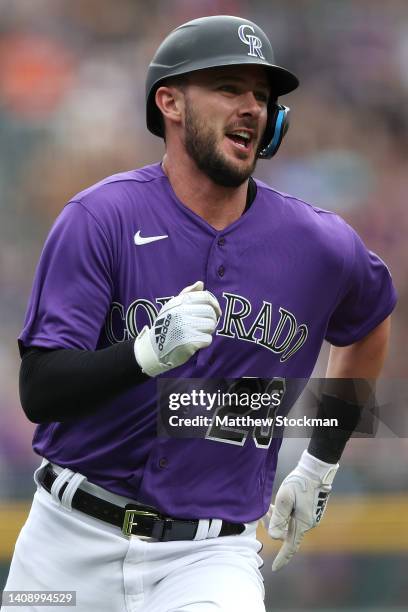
[184,101,258,188]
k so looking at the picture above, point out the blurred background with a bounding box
[0,0,407,610]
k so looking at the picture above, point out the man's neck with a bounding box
[162,153,249,231]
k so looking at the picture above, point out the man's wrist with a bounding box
[134,326,160,377]
[298,449,339,485]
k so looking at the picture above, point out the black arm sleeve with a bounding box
[19,341,150,424]
[308,393,363,463]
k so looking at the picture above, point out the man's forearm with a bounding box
[308,316,391,462]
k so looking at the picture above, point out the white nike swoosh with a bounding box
[134,231,169,246]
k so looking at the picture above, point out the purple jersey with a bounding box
[19,163,396,522]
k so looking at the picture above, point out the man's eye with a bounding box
[219,85,238,94]
[255,92,269,103]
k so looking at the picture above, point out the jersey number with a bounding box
[205,378,286,448]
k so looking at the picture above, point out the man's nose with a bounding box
[237,91,262,117]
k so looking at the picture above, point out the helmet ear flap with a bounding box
[258,104,290,159]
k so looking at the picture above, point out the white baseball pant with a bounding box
[3,460,265,612]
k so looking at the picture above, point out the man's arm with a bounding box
[308,315,391,462]
[267,316,392,571]
[20,281,221,424]
[326,315,391,379]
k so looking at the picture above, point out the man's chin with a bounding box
[207,163,254,188]
[187,138,256,187]
[212,153,256,187]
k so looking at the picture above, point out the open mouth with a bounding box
[226,131,253,150]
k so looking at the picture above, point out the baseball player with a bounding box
[3,15,396,612]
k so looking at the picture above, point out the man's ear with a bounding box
[155,86,184,129]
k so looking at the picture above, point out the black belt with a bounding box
[39,466,245,541]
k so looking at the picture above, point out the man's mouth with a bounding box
[225,130,254,150]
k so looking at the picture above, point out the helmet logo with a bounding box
[238,25,265,59]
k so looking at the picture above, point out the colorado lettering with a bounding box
[217,293,309,362]
[105,292,309,362]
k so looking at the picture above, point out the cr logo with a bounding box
[238,24,265,59]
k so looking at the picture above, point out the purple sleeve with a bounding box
[19,201,114,352]
[325,227,397,346]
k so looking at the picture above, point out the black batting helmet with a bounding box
[145,15,299,158]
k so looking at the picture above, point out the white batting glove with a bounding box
[267,450,339,572]
[134,281,221,377]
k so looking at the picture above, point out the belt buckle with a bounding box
[122,506,159,537]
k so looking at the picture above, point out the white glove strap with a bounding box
[134,326,167,377]
[298,450,339,486]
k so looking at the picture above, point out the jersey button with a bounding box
[158,458,168,468]
[217,237,225,246]
[218,265,225,277]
